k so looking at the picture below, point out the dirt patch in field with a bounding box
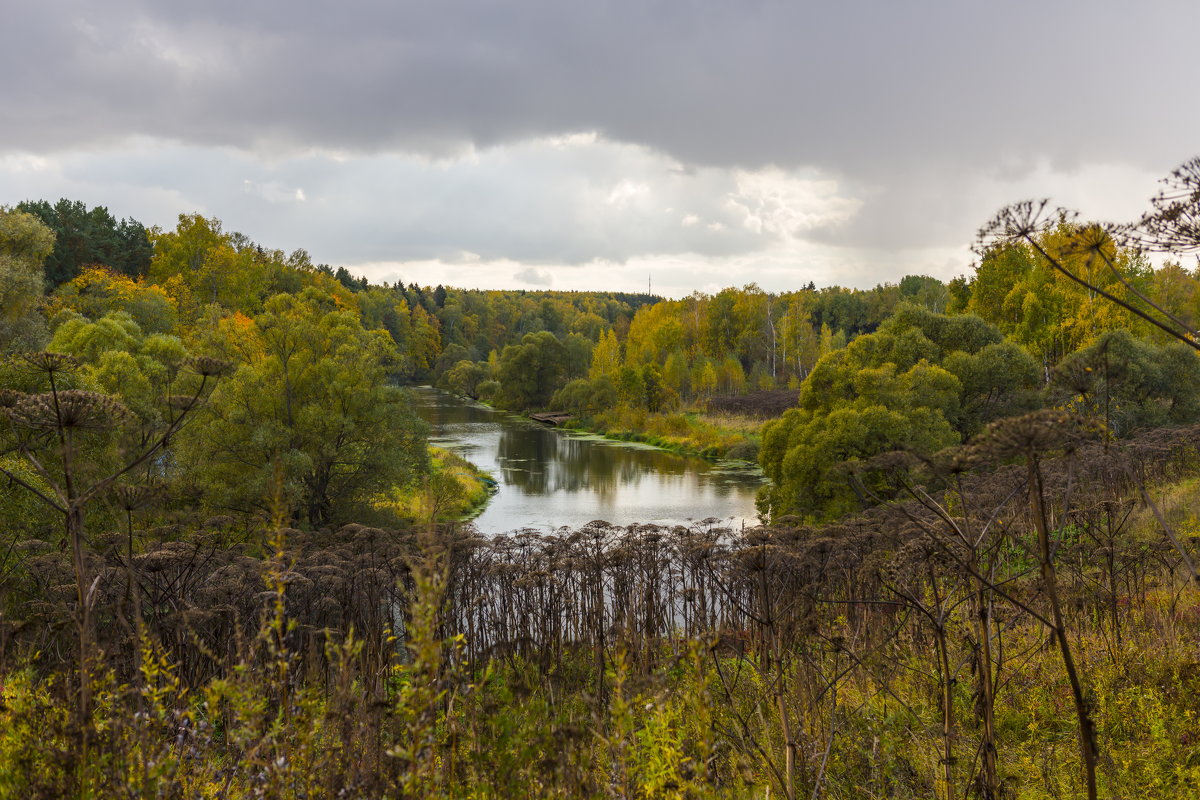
[703,390,800,418]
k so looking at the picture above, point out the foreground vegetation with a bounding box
[1,420,1198,798]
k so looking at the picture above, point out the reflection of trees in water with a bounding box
[497,426,558,494]
[410,387,498,438]
[555,437,656,497]
[548,435,605,494]
[420,386,765,514]
[498,427,722,499]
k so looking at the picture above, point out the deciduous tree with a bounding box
[179,290,428,526]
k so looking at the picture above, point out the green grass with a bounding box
[372,447,497,523]
[565,404,764,463]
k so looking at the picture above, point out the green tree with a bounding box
[780,299,819,380]
[589,329,621,380]
[692,359,718,397]
[440,360,490,400]
[563,333,593,379]
[0,208,55,352]
[701,289,740,358]
[550,375,618,416]
[179,290,428,526]
[49,266,178,335]
[898,274,949,312]
[641,363,677,412]
[817,323,845,361]
[49,312,188,427]
[662,350,690,397]
[758,401,958,521]
[615,365,647,409]
[762,307,1035,520]
[407,306,442,378]
[148,214,308,319]
[626,302,684,366]
[969,223,1150,368]
[494,331,568,411]
[17,198,152,287]
[718,355,746,395]
[942,342,1040,435]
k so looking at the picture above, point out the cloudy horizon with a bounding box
[3,1,1195,297]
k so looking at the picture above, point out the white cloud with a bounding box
[727,169,862,237]
[604,179,650,208]
[242,179,307,205]
[547,132,598,149]
[513,266,553,286]
[0,131,1179,299]
[0,153,55,174]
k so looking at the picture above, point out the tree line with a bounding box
[11,196,1200,532]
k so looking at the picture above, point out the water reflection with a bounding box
[409,386,765,534]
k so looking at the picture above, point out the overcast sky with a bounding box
[2,1,1195,297]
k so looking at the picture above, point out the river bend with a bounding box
[409,386,765,534]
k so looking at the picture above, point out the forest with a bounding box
[0,159,1199,798]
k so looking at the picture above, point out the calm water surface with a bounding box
[409,387,765,534]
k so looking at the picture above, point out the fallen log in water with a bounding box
[529,411,572,426]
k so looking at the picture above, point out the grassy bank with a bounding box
[563,405,763,462]
[445,388,764,463]
[373,447,497,523]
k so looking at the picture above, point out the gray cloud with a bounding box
[2,1,1194,291]
[4,1,1195,174]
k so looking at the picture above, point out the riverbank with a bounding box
[373,447,498,523]
[430,387,764,464]
[561,406,763,464]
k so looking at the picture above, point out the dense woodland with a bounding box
[0,157,1199,798]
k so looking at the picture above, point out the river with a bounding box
[409,386,766,534]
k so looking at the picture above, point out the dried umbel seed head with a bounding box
[1078,223,1122,255]
[0,389,24,410]
[6,390,131,431]
[927,444,986,478]
[1131,156,1200,254]
[19,352,80,375]
[184,356,233,378]
[975,199,1071,255]
[971,409,1098,460]
[113,483,161,512]
[167,394,204,411]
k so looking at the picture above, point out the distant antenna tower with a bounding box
[648,274,652,295]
